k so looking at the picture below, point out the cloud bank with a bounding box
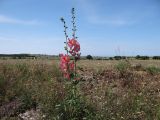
[0,15,40,25]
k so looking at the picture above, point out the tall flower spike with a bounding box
[60,17,69,54]
[60,8,81,80]
[71,8,77,39]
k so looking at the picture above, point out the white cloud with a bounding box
[0,15,41,25]
[87,15,135,26]
[76,0,137,26]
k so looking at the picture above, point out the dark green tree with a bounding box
[86,55,93,60]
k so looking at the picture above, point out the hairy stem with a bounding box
[71,8,76,39]
[60,17,69,55]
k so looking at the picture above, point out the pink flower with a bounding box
[67,38,80,60]
[67,38,80,53]
[59,54,70,73]
[69,50,76,56]
[64,72,70,79]
[60,62,67,72]
[60,54,70,63]
[67,38,77,48]
[59,54,75,79]
[69,61,74,70]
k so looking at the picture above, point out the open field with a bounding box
[78,59,160,69]
[0,59,160,119]
[1,59,160,69]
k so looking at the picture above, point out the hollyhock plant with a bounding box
[56,8,94,120]
[60,8,80,80]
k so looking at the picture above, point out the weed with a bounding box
[146,66,160,75]
[115,60,131,77]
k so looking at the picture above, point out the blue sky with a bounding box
[0,0,160,56]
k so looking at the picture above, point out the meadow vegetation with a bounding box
[0,59,160,119]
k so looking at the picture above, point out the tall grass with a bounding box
[0,60,160,119]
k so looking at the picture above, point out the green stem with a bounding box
[74,58,76,77]
[71,8,76,39]
[60,17,69,55]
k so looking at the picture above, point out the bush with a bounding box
[153,56,160,60]
[115,61,130,76]
[146,66,160,75]
[0,61,62,118]
[136,55,149,60]
[86,55,93,60]
[109,57,113,60]
[114,56,122,60]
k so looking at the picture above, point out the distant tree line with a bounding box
[0,54,36,59]
[114,56,126,60]
[86,55,160,60]
[1,54,160,60]
[136,55,160,60]
[152,56,160,60]
[135,55,149,60]
[0,54,60,59]
[86,55,127,60]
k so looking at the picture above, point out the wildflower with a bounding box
[67,38,80,52]
[59,54,75,79]
[69,61,74,70]
[63,72,70,79]
[68,38,77,48]
[59,54,70,73]
[59,8,81,80]
[67,38,80,58]
[60,54,70,63]
[69,50,76,56]
[73,42,80,52]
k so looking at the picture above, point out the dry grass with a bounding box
[77,59,160,70]
[0,59,160,119]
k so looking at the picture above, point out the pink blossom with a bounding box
[59,54,75,79]
[67,38,80,52]
[67,38,77,48]
[60,54,70,63]
[59,54,69,73]
[63,72,70,79]
[69,61,74,70]
[67,38,80,59]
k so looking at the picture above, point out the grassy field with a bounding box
[0,59,160,119]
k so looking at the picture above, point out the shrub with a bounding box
[153,56,160,60]
[136,55,149,60]
[114,56,122,60]
[109,57,113,60]
[0,61,62,118]
[115,61,131,77]
[146,66,160,75]
[131,63,143,71]
[86,55,93,60]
